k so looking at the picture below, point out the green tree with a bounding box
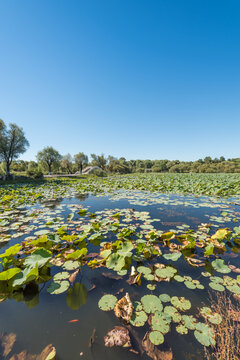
[61,154,73,174]
[37,147,61,174]
[90,153,107,170]
[74,152,88,173]
[0,119,29,176]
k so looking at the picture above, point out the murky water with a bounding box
[0,192,240,360]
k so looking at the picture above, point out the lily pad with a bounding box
[149,331,164,345]
[194,322,215,346]
[98,294,117,311]
[141,295,163,314]
[47,280,70,295]
[171,296,191,311]
[212,259,231,274]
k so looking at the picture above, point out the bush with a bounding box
[26,168,44,179]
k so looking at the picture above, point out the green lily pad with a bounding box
[106,254,125,271]
[200,307,222,324]
[137,266,151,275]
[182,315,198,330]
[209,282,225,291]
[151,313,170,334]
[176,324,188,334]
[98,294,117,311]
[194,322,215,347]
[155,266,177,279]
[47,280,70,295]
[130,310,148,327]
[141,295,163,314]
[159,293,171,303]
[63,261,79,271]
[149,331,164,345]
[171,296,191,311]
[164,306,181,323]
[163,252,182,261]
[53,271,70,281]
[174,275,185,282]
[212,259,231,274]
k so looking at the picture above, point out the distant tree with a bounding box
[74,152,88,174]
[204,156,212,164]
[61,154,73,173]
[0,119,29,176]
[90,153,107,170]
[37,146,61,174]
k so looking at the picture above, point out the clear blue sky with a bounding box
[0,0,239,161]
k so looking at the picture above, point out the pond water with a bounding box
[0,190,240,360]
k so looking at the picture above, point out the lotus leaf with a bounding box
[194,322,215,346]
[0,267,21,281]
[159,293,171,303]
[137,266,151,275]
[212,259,231,274]
[164,306,181,323]
[141,295,163,314]
[98,294,117,311]
[24,248,52,269]
[184,281,196,289]
[106,254,125,271]
[47,280,69,295]
[200,307,222,324]
[182,315,197,330]
[149,331,164,345]
[174,275,185,282]
[209,282,225,291]
[171,296,191,311]
[176,324,188,334]
[63,260,79,271]
[12,264,39,287]
[163,252,182,261]
[155,266,177,279]
[130,310,148,327]
[133,301,142,312]
[151,313,170,334]
[53,271,70,281]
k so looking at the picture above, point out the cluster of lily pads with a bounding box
[98,292,218,347]
[1,174,240,358]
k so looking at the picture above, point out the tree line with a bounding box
[1,119,240,177]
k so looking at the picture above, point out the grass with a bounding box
[205,293,240,360]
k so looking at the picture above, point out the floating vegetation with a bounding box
[0,175,240,359]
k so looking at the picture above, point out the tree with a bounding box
[37,147,61,174]
[61,154,73,173]
[74,152,88,173]
[90,153,107,170]
[0,119,29,176]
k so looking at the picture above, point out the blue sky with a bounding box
[0,0,239,161]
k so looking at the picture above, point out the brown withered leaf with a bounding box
[142,332,173,360]
[186,257,205,267]
[114,293,133,323]
[0,332,16,358]
[229,265,240,274]
[9,344,56,360]
[126,273,141,286]
[104,326,131,348]
[69,270,79,283]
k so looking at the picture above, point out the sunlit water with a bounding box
[0,192,240,360]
